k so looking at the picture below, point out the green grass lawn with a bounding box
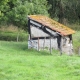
[0,41,80,80]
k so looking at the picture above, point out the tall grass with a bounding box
[0,30,28,41]
[0,25,29,41]
[73,31,80,54]
[67,24,80,31]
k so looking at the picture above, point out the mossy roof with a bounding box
[28,15,75,36]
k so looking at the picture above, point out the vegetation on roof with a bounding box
[29,15,75,36]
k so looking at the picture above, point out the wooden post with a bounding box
[60,39,62,55]
[69,41,72,55]
[38,37,40,51]
[78,47,80,56]
[50,37,52,54]
[57,35,62,55]
[43,37,45,50]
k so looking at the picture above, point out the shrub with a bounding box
[0,31,29,41]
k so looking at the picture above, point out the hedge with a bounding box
[0,31,29,41]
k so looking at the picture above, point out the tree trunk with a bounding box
[17,28,20,42]
[17,32,19,42]
[57,0,65,24]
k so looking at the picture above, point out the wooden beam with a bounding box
[50,37,52,54]
[43,37,45,50]
[78,47,80,56]
[38,37,40,51]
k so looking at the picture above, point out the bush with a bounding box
[0,31,29,41]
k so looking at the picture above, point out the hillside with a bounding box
[0,38,80,80]
[73,31,80,54]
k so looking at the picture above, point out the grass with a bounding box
[0,31,28,41]
[0,25,29,41]
[0,41,80,80]
[67,23,80,31]
[0,25,80,80]
[73,31,80,54]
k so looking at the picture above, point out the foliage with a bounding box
[0,0,80,30]
[0,0,9,25]
[0,31,28,41]
[67,23,80,31]
[0,0,49,30]
[47,0,80,24]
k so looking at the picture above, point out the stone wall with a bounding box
[28,38,58,51]
[28,36,73,55]
[61,36,73,55]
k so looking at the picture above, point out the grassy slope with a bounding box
[73,31,80,54]
[0,41,80,80]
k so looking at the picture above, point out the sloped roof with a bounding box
[28,15,75,36]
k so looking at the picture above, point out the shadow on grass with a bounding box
[12,42,51,56]
[27,49,52,56]
[1,41,63,56]
[1,41,52,56]
[18,43,59,56]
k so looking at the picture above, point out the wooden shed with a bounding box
[28,15,75,55]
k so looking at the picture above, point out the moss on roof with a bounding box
[28,15,75,36]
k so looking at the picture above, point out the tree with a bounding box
[0,0,49,29]
[47,0,80,24]
[2,0,49,41]
[0,0,9,25]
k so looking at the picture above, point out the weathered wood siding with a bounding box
[28,38,58,50]
[31,26,49,38]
